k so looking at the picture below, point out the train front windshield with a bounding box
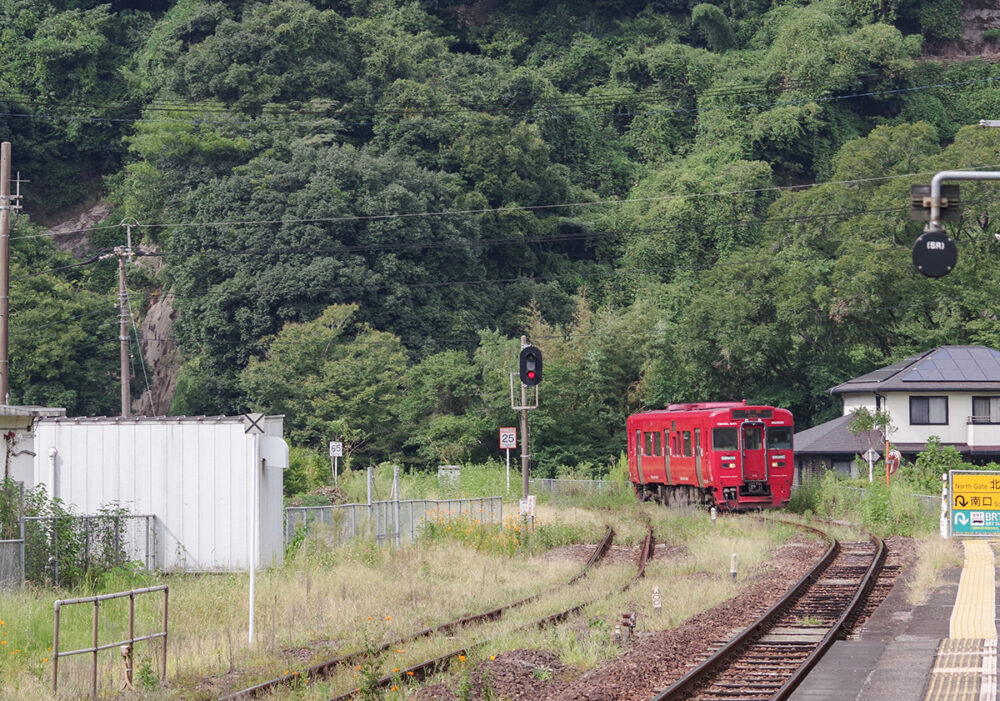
[766,427,792,450]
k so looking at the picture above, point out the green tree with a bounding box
[160,141,491,412]
[165,1,356,114]
[847,407,895,482]
[7,222,120,416]
[240,304,408,462]
[691,4,736,52]
[397,351,489,466]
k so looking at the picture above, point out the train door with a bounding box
[635,429,644,483]
[694,428,704,487]
[740,422,767,481]
[662,429,672,485]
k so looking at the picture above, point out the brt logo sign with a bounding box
[949,471,1000,536]
[952,510,1000,534]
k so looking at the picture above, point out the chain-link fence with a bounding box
[285,497,503,548]
[530,478,629,497]
[21,514,157,587]
[0,539,23,588]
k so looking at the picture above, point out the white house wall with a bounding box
[31,417,287,572]
[841,394,878,415]
[842,392,1000,448]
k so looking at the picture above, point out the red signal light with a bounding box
[519,346,543,386]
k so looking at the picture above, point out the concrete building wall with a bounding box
[841,392,1000,449]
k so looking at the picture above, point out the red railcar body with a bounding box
[626,401,794,510]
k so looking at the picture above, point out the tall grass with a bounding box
[0,504,803,700]
[905,536,963,605]
[788,472,938,536]
[335,461,515,503]
[329,461,635,512]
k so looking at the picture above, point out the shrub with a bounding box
[20,485,135,588]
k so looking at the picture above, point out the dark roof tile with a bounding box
[831,346,1000,393]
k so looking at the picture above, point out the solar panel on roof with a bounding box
[849,355,922,384]
[902,347,1000,382]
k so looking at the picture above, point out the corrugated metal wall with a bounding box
[31,417,286,572]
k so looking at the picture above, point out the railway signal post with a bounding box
[511,337,542,500]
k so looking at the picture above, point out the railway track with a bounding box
[651,521,885,701]
[327,521,655,701]
[220,526,617,700]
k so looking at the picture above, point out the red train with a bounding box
[626,401,794,510]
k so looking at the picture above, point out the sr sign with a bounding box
[912,227,958,278]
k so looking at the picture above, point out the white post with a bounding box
[47,447,57,498]
[941,472,950,539]
[868,454,874,483]
[248,434,259,644]
[367,466,374,505]
[393,465,400,546]
[505,449,510,492]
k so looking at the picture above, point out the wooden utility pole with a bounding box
[0,142,10,403]
[118,248,129,416]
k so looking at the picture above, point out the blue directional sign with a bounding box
[952,509,1000,535]
[950,471,1000,536]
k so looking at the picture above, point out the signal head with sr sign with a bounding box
[912,227,958,278]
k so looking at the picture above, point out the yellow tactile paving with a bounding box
[925,639,987,701]
[950,540,997,640]
[924,541,998,701]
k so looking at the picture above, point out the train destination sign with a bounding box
[950,470,1000,536]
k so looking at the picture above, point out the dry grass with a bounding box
[904,536,963,605]
[0,508,802,700]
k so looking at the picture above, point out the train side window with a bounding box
[767,427,792,450]
[682,431,693,457]
[712,427,738,451]
[644,432,652,456]
[652,431,662,456]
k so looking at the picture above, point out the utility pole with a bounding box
[100,221,135,416]
[118,248,129,416]
[0,142,10,405]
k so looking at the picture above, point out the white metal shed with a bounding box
[31,414,288,572]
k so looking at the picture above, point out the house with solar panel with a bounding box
[794,346,1000,481]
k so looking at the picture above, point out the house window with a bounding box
[972,397,1000,424]
[910,396,948,425]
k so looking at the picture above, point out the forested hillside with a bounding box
[3,0,1000,474]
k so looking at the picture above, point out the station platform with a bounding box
[790,540,998,701]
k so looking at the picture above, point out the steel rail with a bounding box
[773,531,886,699]
[220,526,616,700]
[650,518,884,701]
[328,522,655,701]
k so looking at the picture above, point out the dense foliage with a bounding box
[4,0,1000,476]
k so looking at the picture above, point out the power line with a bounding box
[129,163,1000,232]
[3,74,1000,129]
[10,254,107,281]
[11,163,1000,248]
[0,55,995,119]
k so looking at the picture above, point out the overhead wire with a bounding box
[114,162,1000,233]
[2,74,1000,129]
